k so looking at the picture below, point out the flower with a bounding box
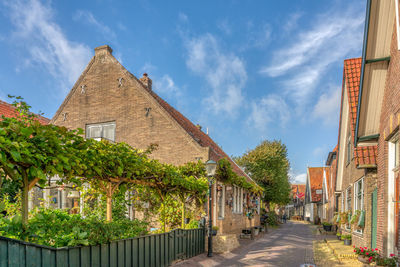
[368,256,373,262]
[364,247,367,249]
[353,245,355,248]
[375,248,378,251]
[354,250,356,252]
[390,253,395,257]
[366,252,369,255]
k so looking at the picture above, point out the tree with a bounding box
[0,99,87,226]
[234,140,291,206]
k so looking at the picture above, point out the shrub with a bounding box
[266,212,279,226]
[0,207,148,247]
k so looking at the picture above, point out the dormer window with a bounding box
[86,122,116,142]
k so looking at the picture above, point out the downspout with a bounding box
[355,0,372,147]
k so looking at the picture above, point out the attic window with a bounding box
[80,85,86,94]
[86,122,116,142]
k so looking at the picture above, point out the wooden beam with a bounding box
[365,57,390,64]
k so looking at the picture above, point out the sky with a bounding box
[0,0,366,184]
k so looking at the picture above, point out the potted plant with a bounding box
[341,234,352,245]
[212,226,219,236]
[336,232,341,240]
[375,254,398,267]
[354,246,378,264]
[322,222,333,231]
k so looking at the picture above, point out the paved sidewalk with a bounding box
[173,221,314,267]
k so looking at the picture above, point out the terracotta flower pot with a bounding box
[357,255,370,264]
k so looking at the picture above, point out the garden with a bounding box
[0,97,262,250]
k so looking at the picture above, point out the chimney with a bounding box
[196,124,202,131]
[94,45,113,56]
[140,73,152,90]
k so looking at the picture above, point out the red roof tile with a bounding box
[0,100,49,125]
[308,167,327,202]
[343,58,377,166]
[291,184,306,200]
[146,89,252,181]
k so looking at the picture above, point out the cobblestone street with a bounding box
[173,221,315,267]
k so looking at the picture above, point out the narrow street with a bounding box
[174,221,315,267]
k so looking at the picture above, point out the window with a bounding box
[86,122,116,142]
[335,195,339,212]
[354,178,364,211]
[341,192,344,212]
[346,135,352,165]
[345,187,351,212]
[217,184,225,219]
[393,138,399,170]
[232,186,243,214]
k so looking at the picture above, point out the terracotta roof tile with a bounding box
[291,184,306,200]
[146,89,251,181]
[0,100,49,125]
[343,58,377,166]
[308,167,325,202]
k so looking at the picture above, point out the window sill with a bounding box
[218,217,224,220]
[353,230,363,236]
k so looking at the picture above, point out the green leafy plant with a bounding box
[212,226,219,231]
[374,254,398,267]
[341,234,352,240]
[322,222,332,226]
[350,210,361,225]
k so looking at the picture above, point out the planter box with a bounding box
[323,225,332,231]
[343,239,351,246]
[212,230,218,236]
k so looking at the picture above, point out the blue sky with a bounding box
[0,0,366,183]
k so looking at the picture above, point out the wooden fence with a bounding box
[0,228,205,267]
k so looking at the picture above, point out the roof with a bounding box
[147,88,251,180]
[308,167,325,202]
[325,145,338,166]
[343,58,377,167]
[0,100,49,125]
[291,184,306,200]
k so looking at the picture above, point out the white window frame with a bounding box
[354,178,364,234]
[86,121,116,142]
[345,187,351,212]
[388,133,399,255]
[341,192,344,212]
[354,178,364,212]
[240,188,244,213]
[218,184,225,219]
[395,0,400,50]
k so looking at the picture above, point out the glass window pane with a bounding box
[103,124,115,141]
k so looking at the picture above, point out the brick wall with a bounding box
[376,21,400,255]
[52,46,209,166]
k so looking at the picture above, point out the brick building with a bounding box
[355,0,400,256]
[51,45,260,252]
[336,58,377,249]
[305,167,325,223]
[288,184,306,219]
[325,146,338,223]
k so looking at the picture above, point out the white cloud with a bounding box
[283,12,303,33]
[153,74,181,99]
[247,94,290,131]
[259,5,364,109]
[312,86,341,126]
[184,33,247,116]
[73,10,116,40]
[293,173,307,184]
[178,12,188,23]
[4,0,91,91]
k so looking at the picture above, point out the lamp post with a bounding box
[205,160,217,257]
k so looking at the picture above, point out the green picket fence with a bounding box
[0,228,205,267]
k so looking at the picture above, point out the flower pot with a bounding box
[343,239,351,245]
[357,255,370,264]
[323,225,332,231]
[337,235,341,240]
[211,230,217,236]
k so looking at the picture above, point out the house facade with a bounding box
[288,184,305,219]
[324,146,338,223]
[50,45,260,251]
[305,167,325,223]
[355,0,400,256]
[336,58,378,249]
